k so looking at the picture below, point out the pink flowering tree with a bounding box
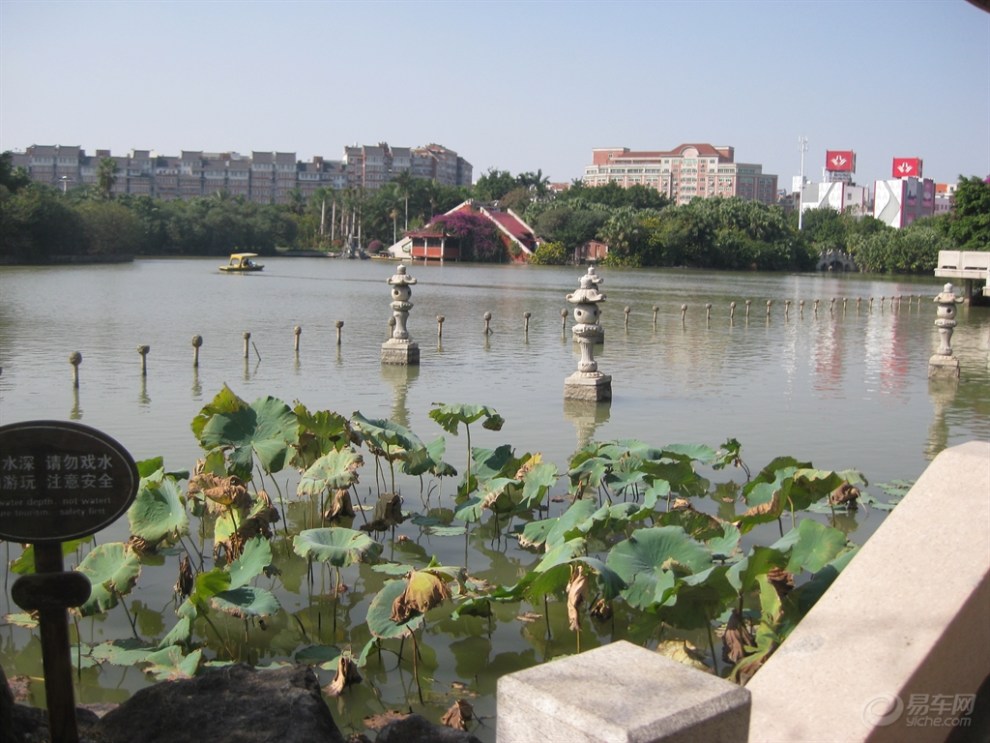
[431,211,505,262]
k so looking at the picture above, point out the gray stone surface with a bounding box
[564,371,612,402]
[747,440,990,743]
[91,663,345,743]
[381,338,420,365]
[497,640,750,743]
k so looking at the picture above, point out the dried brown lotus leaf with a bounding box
[440,699,474,731]
[566,565,589,632]
[325,654,362,697]
[390,570,450,623]
[722,609,755,664]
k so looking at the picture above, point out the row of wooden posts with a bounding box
[64,294,930,387]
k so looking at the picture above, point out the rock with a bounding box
[1,664,16,743]
[92,663,345,743]
[374,713,482,743]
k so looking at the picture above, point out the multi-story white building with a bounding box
[799,181,870,217]
[582,144,778,205]
[9,141,471,204]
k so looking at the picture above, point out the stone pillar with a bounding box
[381,265,420,365]
[564,267,611,401]
[928,283,964,379]
[498,641,751,743]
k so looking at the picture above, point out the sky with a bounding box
[1,0,988,190]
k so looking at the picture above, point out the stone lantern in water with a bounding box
[928,283,964,379]
[382,265,419,365]
[564,267,611,401]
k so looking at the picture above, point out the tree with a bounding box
[472,168,516,203]
[77,200,143,255]
[97,157,119,200]
[946,175,990,251]
[0,151,30,194]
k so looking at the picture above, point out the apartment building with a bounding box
[583,144,778,205]
[9,142,472,204]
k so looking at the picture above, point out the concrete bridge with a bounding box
[935,250,990,300]
[817,249,856,272]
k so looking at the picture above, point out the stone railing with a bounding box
[497,440,990,742]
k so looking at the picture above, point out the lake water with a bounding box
[1,257,988,736]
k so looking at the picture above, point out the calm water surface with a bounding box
[1,258,988,736]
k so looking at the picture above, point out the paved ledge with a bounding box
[747,440,990,743]
[497,640,750,743]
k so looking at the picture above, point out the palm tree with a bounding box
[97,157,119,200]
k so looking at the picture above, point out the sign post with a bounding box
[0,420,138,743]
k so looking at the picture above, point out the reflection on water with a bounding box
[563,398,612,451]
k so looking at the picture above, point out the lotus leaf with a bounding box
[297,449,363,495]
[143,646,202,681]
[128,475,188,543]
[211,585,280,619]
[198,390,298,478]
[74,542,142,617]
[606,526,712,610]
[367,579,424,639]
[786,519,848,574]
[293,527,383,567]
[227,536,272,589]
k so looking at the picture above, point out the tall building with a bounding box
[874,176,936,228]
[582,144,778,205]
[9,141,471,204]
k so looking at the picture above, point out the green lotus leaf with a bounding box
[74,542,142,617]
[295,644,342,670]
[786,519,848,574]
[297,449,363,496]
[533,537,587,573]
[658,564,735,630]
[199,391,298,477]
[10,539,90,575]
[88,638,153,667]
[351,411,424,461]
[128,475,188,543]
[517,461,559,510]
[143,646,202,681]
[519,499,597,551]
[157,616,192,649]
[293,527,383,567]
[228,536,272,589]
[403,436,457,478]
[429,403,503,434]
[367,579,424,639]
[727,545,789,593]
[606,526,712,611]
[291,404,353,471]
[211,585,280,618]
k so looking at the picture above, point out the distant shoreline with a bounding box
[0,254,135,266]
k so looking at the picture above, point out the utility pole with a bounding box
[797,136,808,231]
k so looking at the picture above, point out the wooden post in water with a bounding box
[652,305,659,328]
[191,335,203,367]
[524,312,531,335]
[335,321,344,347]
[623,306,631,329]
[745,300,751,319]
[69,351,82,388]
[293,326,302,355]
[437,315,445,340]
[243,332,251,359]
[560,308,568,333]
[483,312,492,335]
[137,345,150,376]
[680,304,687,327]
[729,301,736,321]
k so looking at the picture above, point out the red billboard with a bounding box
[825,150,855,173]
[892,157,923,178]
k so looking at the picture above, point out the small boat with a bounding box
[219,253,264,272]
